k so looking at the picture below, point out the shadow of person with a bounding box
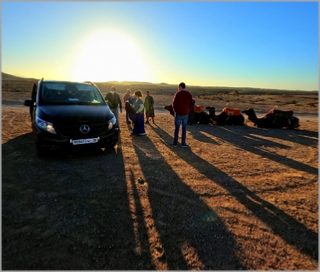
[130,134,245,269]
[152,126,318,262]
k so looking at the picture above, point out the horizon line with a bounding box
[1,72,317,92]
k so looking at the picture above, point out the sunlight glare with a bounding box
[70,28,150,82]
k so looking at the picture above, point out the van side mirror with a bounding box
[24,100,34,107]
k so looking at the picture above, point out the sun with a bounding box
[69,28,150,82]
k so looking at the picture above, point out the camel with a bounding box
[242,108,300,129]
[164,105,212,125]
[206,106,245,125]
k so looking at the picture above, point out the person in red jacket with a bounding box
[172,82,193,147]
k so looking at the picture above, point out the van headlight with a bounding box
[36,117,57,134]
[108,116,117,130]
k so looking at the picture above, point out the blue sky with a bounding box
[1,1,318,91]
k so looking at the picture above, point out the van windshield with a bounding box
[40,82,105,105]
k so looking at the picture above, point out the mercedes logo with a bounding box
[80,124,90,134]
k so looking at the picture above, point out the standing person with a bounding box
[123,89,131,124]
[132,90,146,136]
[105,86,122,126]
[144,91,155,124]
[128,93,136,124]
[172,82,193,148]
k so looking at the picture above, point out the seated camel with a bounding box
[206,106,245,125]
[164,104,212,125]
[242,108,300,129]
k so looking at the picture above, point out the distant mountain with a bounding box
[1,73,158,85]
[2,72,38,81]
[98,80,177,87]
[102,80,155,86]
[2,72,316,93]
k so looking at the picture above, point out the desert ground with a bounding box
[2,80,318,270]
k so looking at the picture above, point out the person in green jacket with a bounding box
[144,91,155,124]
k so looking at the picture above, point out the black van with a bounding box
[24,79,119,155]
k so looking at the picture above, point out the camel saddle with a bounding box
[222,107,242,116]
[194,105,205,113]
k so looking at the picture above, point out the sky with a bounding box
[1,1,318,91]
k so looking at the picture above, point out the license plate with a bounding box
[72,138,98,145]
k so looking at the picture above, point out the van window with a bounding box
[40,82,105,105]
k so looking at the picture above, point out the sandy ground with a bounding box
[2,80,318,269]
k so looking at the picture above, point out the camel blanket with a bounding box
[194,105,205,113]
[222,107,242,116]
[268,109,294,119]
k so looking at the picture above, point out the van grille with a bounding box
[55,122,107,138]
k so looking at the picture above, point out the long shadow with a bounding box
[266,128,318,147]
[187,123,220,145]
[1,133,141,269]
[190,125,318,175]
[153,126,318,261]
[163,110,318,147]
[126,168,155,269]
[189,125,291,149]
[131,135,245,269]
[242,121,318,147]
